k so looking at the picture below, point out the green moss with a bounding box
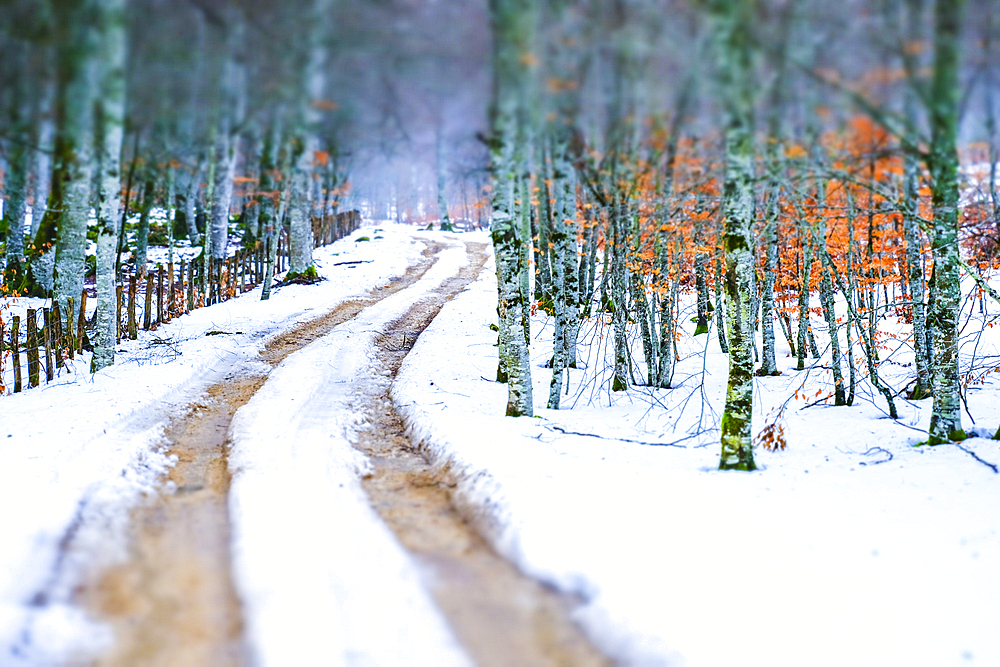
[693,322,709,336]
[916,428,967,446]
[356,236,370,242]
[285,265,319,281]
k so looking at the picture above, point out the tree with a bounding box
[709,0,757,471]
[925,0,965,443]
[489,0,535,417]
[91,0,128,372]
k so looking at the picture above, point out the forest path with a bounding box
[74,243,442,665]
[353,244,609,667]
[76,237,607,665]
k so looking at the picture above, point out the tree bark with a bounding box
[91,0,127,373]
[926,0,966,443]
[489,0,535,417]
[713,0,757,471]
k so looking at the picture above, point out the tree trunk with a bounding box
[714,0,757,471]
[926,0,965,444]
[489,0,535,417]
[91,0,127,373]
[51,1,98,328]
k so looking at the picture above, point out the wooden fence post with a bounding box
[187,259,195,311]
[66,297,76,359]
[128,275,138,339]
[116,284,123,343]
[144,274,154,330]
[11,316,22,393]
[77,288,87,353]
[157,264,164,324]
[167,260,174,320]
[43,308,54,381]
[52,303,64,368]
[179,259,187,314]
[204,255,210,305]
[26,309,39,387]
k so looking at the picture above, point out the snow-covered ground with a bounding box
[395,253,1000,666]
[2,221,999,665]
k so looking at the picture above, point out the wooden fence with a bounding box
[0,210,362,394]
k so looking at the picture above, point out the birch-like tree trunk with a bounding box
[50,0,98,326]
[3,83,30,275]
[286,0,329,276]
[30,78,55,244]
[134,172,155,276]
[713,0,757,471]
[185,165,202,246]
[91,0,127,372]
[489,0,534,417]
[795,221,813,371]
[436,126,452,231]
[925,0,965,444]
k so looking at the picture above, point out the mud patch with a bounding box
[75,378,262,666]
[354,244,610,666]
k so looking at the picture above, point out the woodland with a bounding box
[2,1,1000,664]
[1,0,999,457]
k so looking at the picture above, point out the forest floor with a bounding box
[1,223,999,666]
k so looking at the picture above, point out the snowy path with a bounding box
[0,225,434,663]
[351,247,608,666]
[227,236,607,665]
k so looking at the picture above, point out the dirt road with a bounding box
[73,239,607,666]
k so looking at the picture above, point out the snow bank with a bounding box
[226,234,471,666]
[394,254,1000,666]
[0,224,425,663]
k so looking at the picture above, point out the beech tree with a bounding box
[489,0,535,417]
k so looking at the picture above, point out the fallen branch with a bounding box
[953,442,999,473]
[859,446,893,465]
[548,424,691,448]
[333,260,373,266]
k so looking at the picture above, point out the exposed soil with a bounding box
[75,377,261,666]
[355,244,610,667]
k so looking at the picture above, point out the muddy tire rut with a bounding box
[75,239,608,666]
[354,246,609,667]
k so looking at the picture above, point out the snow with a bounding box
[394,251,1000,666]
[2,221,999,666]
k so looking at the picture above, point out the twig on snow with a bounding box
[859,446,893,465]
[547,424,691,448]
[953,442,999,473]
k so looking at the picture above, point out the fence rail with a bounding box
[1,210,362,394]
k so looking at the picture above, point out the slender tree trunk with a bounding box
[796,221,812,370]
[135,172,155,276]
[92,0,127,373]
[52,2,98,327]
[926,0,966,443]
[436,126,452,231]
[611,196,629,392]
[185,165,202,246]
[489,0,534,416]
[715,252,729,354]
[714,0,757,471]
